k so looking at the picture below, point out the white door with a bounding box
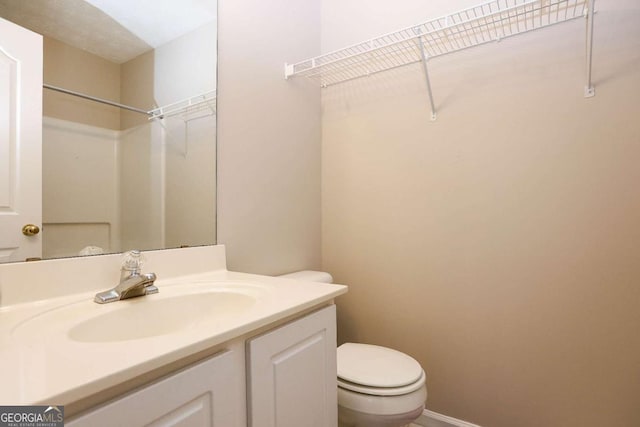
[0,17,42,262]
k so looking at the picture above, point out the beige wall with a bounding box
[321,1,640,426]
[120,50,155,130]
[43,37,121,130]
[216,0,322,274]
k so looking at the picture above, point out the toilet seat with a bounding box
[337,343,426,396]
[338,369,426,396]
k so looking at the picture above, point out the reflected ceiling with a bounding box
[0,0,216,63]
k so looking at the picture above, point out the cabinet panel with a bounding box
[67,349,243,427]
[247,305,337,427]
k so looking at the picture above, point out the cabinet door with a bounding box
[67,350,244,427]
[247,305,337,427]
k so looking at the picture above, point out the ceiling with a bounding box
[0,0,216,64]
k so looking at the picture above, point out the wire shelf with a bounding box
[149,90,217,122]
[285,0,589,88]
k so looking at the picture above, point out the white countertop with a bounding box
[0,246,347,405]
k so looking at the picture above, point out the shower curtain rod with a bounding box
[43,84,151,116]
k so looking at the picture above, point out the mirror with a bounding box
[0,0,217,262]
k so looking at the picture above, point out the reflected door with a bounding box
[0,17,42,262]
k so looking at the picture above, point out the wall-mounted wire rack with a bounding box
[148,90,217,122]
[285,0,596,120]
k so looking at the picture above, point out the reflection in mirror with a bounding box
[0,0,217,263]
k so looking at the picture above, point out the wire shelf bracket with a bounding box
[584,0,596,97]
[284,0,597,120]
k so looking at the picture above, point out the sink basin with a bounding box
[11,282,266,343]
[69,291,256,342]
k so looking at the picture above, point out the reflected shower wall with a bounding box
[42,117,120,258]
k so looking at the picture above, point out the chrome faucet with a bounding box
[94,250,158,304]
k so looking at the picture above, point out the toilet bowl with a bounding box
[278,271,427,427]
[337,342,427,427]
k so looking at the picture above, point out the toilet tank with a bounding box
[278,270,333,283]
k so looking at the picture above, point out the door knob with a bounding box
[22,224,40,236]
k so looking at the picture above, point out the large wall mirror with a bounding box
[0,0,217,263]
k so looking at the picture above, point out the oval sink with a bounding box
[69,291,256,342]
[11,282,266,343]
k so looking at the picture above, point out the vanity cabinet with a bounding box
[247,305,337,427]
[66,304,337,427]
[67,349,245,427]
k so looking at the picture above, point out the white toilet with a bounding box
[279,271,427,427]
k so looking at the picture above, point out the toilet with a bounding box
[279,271,427,427]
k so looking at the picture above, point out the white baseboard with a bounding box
[414,409,482,427]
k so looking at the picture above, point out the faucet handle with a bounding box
[122,250,143,273]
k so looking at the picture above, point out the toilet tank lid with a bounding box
[337,343,424,388]
[278,270,333,283]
